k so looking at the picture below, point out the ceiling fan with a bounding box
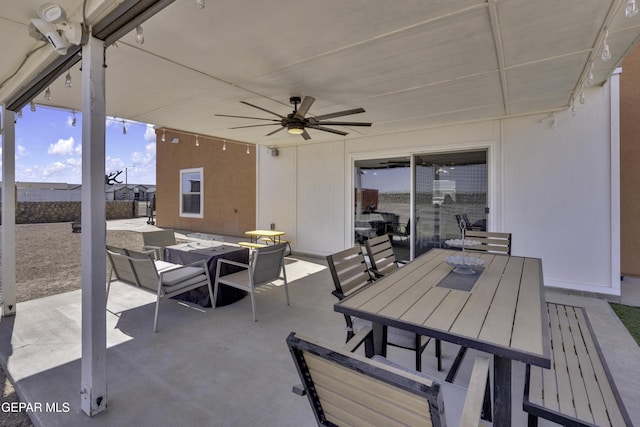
[215,96,372,140]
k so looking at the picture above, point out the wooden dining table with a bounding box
[334,248,551,427]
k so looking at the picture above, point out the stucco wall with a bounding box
[620,43,640,277]
[257,84,618,294]
[155,130,256,236]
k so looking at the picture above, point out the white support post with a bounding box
[610,68,622,292]
[80,36,107,416]
[1,106,16,317]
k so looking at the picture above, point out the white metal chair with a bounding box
[106,246,213,332]
[213,243,289,321]
[141,229,178,261]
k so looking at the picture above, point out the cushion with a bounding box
[162,266,206,286]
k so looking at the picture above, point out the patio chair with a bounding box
[326,246,434,372]
[106,246,213,332]
[141,229,178,261]
[464,230,512,255]
[363,234,406,277]
[287,331,491,427]
[213,243,289,321]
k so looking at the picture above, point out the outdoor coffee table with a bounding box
[334,248,551,427]
[164,244,249,307]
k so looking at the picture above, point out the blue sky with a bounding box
[1,106,156,185]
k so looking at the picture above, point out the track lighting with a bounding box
[626,0,639,17]
[571,100,576,116]
[579,88,585,104]
[195,135,200,147]
[195,0,205,9]
[246,144,250,154]
[30,101,36,112]
[161,129,166,142]
[223,140,226,151]
[44,87,51,100]
[135,25,144,45]
[65,71,72,88]
[601,28,611,61]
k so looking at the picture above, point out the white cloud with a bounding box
[48,137,81,155]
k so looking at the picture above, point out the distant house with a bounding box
[0,182,155,202]
[105,184,155,201]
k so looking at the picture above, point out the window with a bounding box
[180,168,203,218]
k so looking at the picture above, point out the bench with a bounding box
[524,303,632,426]
[237,242,268,249]
[287,329,491,427]
[259,237,292,255]
[106,246,213,332]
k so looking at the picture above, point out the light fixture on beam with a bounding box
[626,0,639,17]
[65,71,72,88]
[195,135,200,147]
[135,25,144,45]
[30,101,36,112]
[122,119,127,135]
[44,87,51,100]
[601,28,611,61]
[246,144,250,154]
[222,140,227,151]
[161,129,166,142]
[71,110,76,127]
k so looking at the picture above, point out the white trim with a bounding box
[1,105,16,317]
[610,68,621,293]
[179,167,204,219]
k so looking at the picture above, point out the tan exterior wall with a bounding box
[621,43,640,276]
[155,130,255,236]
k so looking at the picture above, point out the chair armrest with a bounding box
[459,356,491,427]
[216,258,250,270]
[331,290,345,300]
[369,268,385,279]
[341,326,373,353]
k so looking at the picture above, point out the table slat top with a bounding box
[335,248,550,367]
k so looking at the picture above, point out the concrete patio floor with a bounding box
[1,218,639,426]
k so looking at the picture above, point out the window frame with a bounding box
[179,167,204,218]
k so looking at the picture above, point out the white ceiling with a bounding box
[2,0,640,147]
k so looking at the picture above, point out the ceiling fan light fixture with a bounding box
[287,123,304,135]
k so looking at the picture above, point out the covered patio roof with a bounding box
[2,0,640,146]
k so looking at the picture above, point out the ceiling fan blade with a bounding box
[229,123,281,129]
[215,113,280,122]
[314,120,372,127]
[306,124,348,136]
[311,107,366,121]
[240,101,284,118]
[302,130,311,140]
[294,96,315,119]
[265,126,286,136]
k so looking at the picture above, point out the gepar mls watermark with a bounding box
[1,401,70,413]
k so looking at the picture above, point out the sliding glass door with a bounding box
[354,157,411,260]
[414,150,487,257]
[353,149,488,260]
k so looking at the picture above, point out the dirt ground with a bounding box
[0,222,143,427]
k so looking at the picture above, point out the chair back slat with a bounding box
[129,256,160,292]
[326,246,372,297]
[106,247,138,285]
[141,229,177,247]
[465,230,512,255]
[287,333,438,427]
[365,234,399,275]
[252,243,287,285]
